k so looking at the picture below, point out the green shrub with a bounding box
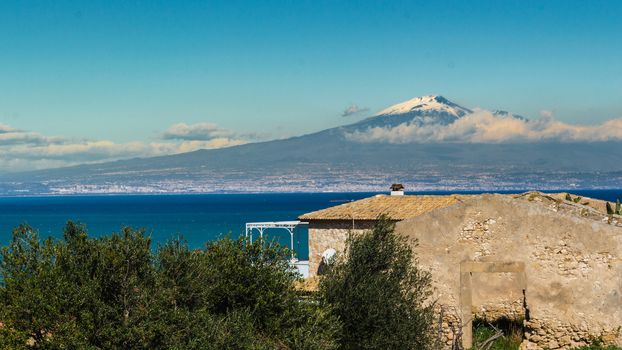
[472,319,522,350]
[318,215,435,350]
[0,222,340,349]
[606,199,622,215]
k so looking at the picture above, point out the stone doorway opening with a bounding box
[460,261,528,349]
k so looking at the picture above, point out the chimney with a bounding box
[390,183,404,196]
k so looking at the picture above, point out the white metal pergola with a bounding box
[245,221,308,258]
[245,221,310,277]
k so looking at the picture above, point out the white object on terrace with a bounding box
[321,248,336,264]
[293,260,310,278]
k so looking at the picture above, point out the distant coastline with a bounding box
[1,188,622,199]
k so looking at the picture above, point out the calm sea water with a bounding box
[1,190,621,260]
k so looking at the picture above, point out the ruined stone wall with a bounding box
[435,300,526,348]
[307,220,375,276]
[395,194,622,350]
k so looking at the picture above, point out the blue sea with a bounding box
[1,190,621,260]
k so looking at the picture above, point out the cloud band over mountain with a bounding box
[345,110,622,144]
[2,96,622,173]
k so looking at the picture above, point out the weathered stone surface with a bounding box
[302,193,622,349]
[396,194,622,349]
[307,220,375,275]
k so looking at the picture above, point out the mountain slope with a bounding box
[2,96,622,194]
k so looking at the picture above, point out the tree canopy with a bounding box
[318,215,435,350]
[0,222,339,349]
[0,217,436,349]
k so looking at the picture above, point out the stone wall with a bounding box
[307,220,376,276]
[395,194,622,349]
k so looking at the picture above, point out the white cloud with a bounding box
[540,110,555,118]
[342,104,369,117]
[0,122,250,172]
[160,122,263,148]
[0,124,64,146]
[174,139,246,153]
[162,122,237,141]
[345,109,622,144]
[0,124,17,133]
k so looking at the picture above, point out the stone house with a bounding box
[298,191,622,349]
[298,192,460,276]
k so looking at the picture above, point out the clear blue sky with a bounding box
[1,0,621,144]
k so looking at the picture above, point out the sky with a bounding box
[1,0,622,171]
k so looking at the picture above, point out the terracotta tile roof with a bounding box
[298,194,461,221]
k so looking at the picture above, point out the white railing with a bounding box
[245,221,308,258]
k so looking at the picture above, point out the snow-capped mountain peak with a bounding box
[344,95,474,131]
[343,95,527,134]
[375,95,472,117]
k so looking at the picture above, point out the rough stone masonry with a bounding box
[396,193,622,349]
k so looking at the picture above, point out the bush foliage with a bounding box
[0,217,437,349]
[0,222,340,349]
[318,215,435,350]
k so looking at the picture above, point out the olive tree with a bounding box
[318,216,435,350]
[0,222,340,350]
